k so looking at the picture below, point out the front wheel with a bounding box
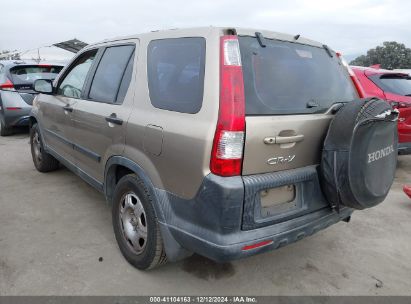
[30,123,59,172]
[112,174,167,270]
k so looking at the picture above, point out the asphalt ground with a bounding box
[1,131,411,295]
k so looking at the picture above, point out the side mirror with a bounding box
[34,79,53,94]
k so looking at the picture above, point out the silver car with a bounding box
[0,61,64,136]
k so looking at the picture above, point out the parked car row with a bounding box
[22,27,399,270]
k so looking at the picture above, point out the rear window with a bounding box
[239,37,357,115]
[369,74,411,96]
[147,37,206,114]
[10,65,63,85]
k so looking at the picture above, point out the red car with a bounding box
[351,66,411,154]
[404,185,411,199]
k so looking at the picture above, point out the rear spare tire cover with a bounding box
[321,98,398,210]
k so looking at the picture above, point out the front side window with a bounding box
[57,50,97,98]
[88,45,135,103]
[147,37,206,114]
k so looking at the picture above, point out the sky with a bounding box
[1,0,411,62]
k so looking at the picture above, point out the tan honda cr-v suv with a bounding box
[30,27,398,270]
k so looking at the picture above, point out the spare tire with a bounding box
[321,98,398,210]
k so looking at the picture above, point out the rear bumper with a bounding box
[0,91,32,127]
[398,142,411,155]
[156,167,352,262]
[3,112,31,127]
[164,207,351,262]
[398,119,411,146]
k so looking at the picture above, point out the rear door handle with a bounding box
[105,114,123,126]
[264,134,304,144]
[63,105,73,112]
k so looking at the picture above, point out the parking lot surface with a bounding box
[1,132,411,296]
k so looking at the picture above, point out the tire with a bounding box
[30,123,59,172]
[0,118,12,136]
[112,174,167,270]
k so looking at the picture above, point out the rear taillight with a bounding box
[0,79,15,91]
[391,101,411,122]
[210,35,246,177]
[392,101,411,109]
[336,52,365,98]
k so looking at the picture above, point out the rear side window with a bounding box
[239,37,357,115]
[9,65,63,85]
[147,38,206,114]
[369,74,411,96]
[89,45,135,103]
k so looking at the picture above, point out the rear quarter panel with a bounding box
[353,69,385,99]
[0,90,32,126]
[123,28,221,199]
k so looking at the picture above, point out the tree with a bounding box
[350,41,411,69]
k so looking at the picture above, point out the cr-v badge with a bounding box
[267,155,296,165]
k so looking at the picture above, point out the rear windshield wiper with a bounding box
[325,101,348,114]
[322,44,334,58]
[306,100,319,108]
[255,32,267,48]
[308,101,348,114]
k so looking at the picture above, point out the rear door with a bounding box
[70,42,137,183]
[238,36,358,175]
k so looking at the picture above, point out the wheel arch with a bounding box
[29,116,38,129]
[104,156,192,261]
[104,156,166,222]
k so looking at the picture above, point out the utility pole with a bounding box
[36,48,41,63]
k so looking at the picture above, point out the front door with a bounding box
[40,49,98,164]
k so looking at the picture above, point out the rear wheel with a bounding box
[0,119,12,136]
[112,174,167,270]
[30,123,59,172]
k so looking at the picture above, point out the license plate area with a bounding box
[260,185,297,216]
[242,166,329,230]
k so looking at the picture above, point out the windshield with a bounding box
[369,74,411,96]
[10,65,63,85]
[239,36,357,115]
